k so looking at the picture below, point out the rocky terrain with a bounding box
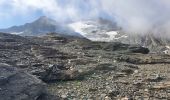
[69,18,170,53]
[1,16,170,54]
[0,32,170,100]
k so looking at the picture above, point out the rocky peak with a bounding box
[33,16,57,25]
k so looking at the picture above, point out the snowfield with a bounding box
[68,21,128,42]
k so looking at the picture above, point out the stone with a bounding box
[121,69,134,75]
[88,88,98,92]
[108,89,120,98]
[114,72,127,78]
[128,46,149,54]
[0,63,60,100]
[152,81,170,89]
[61,94,67,99]
[120,97,130,100]
[147,74,164,82]
[95,63,116,71]
[134,70,139,74]
[32,64,81,82]
[103,42,149,54]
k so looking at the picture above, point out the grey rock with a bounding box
[108,89,120,98]
[0,63,60,100]
[95,63,116,71]
[32,64,81,82]
[103,42,149,54]
[147,74,164,82]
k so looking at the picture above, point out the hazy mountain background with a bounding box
[0,16,170,53]
[0,16,81,37]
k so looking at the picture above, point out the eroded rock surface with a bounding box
[0,63,60,100]
[1,32,170,99]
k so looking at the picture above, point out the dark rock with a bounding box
[116,55,142,64]
[128,46,149,54]
[116,54,170,64]
[31,45,61,59]
[103,42,129,51]
[121,69,134,75]
[103,42,149,54]
[133,79,144,88]
[124,64,139,69]
[114,72,127,78]
[36,93,61,100]
[146,74,164,82]
[108,89,120,98]
[0,32,29,43]
[45,33,68,43]
[88,88,98,92]
[0,63,60,100]
[43,69,80,82]
[95,63,116,70]
[31,45,75,60]
[82,44,102,50]
[68,58,97,65]
[32,64,81,82]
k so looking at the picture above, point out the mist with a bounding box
[100,0,170,37]
[1,0,170,37]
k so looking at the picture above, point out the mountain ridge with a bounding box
[1,16,170,53]
[0,16,82,37]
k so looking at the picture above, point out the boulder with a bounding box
[0,63,60,100]
[152,81,170,90]
[31,45,76,60]
[103,42,149,54]
[32,64,81,82]
[128,46,149,54]
[95,63,116,70]
[103,42,129,51]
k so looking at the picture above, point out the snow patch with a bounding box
[68,21,94,36]
[69,21,128,42]
[165,45,170,49]
[106,31,118,38]
[163,45,170,55]
[115,35,128,39]
[11,32,24,35]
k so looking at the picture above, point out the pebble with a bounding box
[134,70,139,73]
[105,96,112,100]
[121,97,129,100]
[61,94,67,98]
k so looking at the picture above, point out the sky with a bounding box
[0,0,103,28]
[1,0,170,37]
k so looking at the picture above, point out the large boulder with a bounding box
[0,63,60,100]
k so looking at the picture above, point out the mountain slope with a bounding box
[69,19,170,53]
[0,16,82,37]
[68,18,126,42]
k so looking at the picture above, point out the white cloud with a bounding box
[1,0,170,37]
[100,0,170,36]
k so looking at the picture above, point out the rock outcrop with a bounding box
[0,63,60,100]
[32,64,81,82]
